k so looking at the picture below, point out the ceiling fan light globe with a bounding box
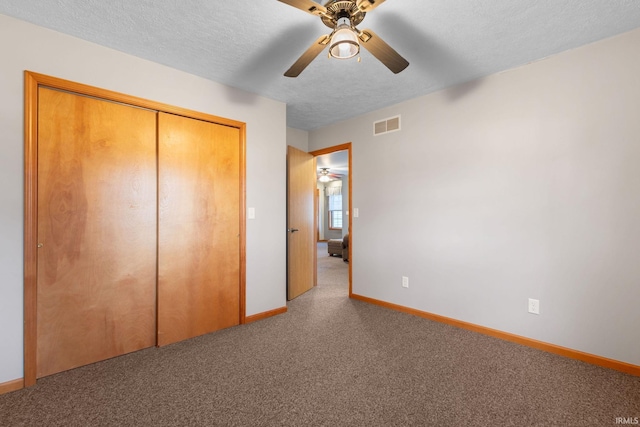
[329,22,360,60]
[319,175,331,182]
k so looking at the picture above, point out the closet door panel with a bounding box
[36,87,157,378]
[157,112,240,346]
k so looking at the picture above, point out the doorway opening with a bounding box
[310,143,352,296]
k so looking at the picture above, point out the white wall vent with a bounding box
[373,115,401,136]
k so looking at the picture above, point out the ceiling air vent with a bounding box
[373,115,401,136]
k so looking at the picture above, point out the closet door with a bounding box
[36,87,157,378]
[157,112,240,346]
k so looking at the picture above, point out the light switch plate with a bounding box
[248,207,255,220]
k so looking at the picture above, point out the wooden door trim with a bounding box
[24,72,38,386]
[23,71,247,386]
[309,143,352,296]
[238,124,247,324]
[314,173,318,288]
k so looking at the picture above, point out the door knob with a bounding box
[288,228,299,233]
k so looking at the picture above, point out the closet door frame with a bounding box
[23,71,247,387]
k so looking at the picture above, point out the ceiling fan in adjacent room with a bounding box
[318,168,341,182]
[278,0,409,77]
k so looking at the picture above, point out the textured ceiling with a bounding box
[2,1,640,130]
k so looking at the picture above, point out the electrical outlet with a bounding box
[528,298,540,315]
[402,276,409,288]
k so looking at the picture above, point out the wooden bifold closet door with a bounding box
[157,112,241,346]
[34,85,242,378]
[37,87,157,378]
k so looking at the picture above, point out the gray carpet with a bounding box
[1,245,639,426]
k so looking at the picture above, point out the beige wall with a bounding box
[286,127,309,152]
[0,14,287,383]
[309,28,640,366]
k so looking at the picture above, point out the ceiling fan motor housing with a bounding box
[321,0,366,28]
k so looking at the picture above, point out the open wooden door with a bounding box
[287,146,316,300]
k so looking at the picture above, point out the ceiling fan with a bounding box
[278,0,409,77]
[318,168,341,182]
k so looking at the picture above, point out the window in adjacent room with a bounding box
[328,193,342,230]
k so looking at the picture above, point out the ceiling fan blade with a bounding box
[277,0,327,16]
[356,0,387,12]
[357,28,409,74]
[284,34,331,77]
